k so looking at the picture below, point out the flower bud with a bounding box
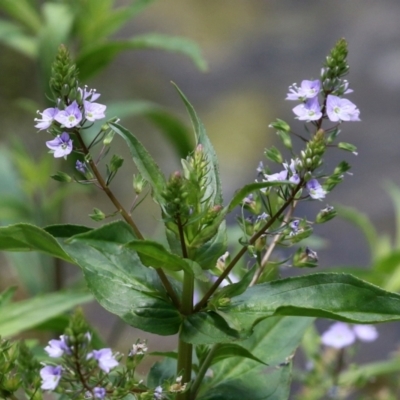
[293,247,318,268]
[269,118,290,133]
[50,171,73,183]
[338,142,358,155]
[265,146,283,164]
[89,208,106,221]
[133,174,147,195]
[109,154,124,173]
[103,131,115,145]
[316,205,337,223]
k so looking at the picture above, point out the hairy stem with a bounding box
[194,181,303,312]
[74,130,180,308]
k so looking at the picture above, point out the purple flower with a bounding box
[326,95,360,122]
[84,101,106,122]
[87,348,118,373]
[286,80,321,100]
[40,365,62,390]
[46,132,73,158]
[292,97,322,121]
[79,86,101,102]
[306,179,326,200]
[94,387,106,399]
[353,325,378,342]
[34,107,59,130]
[264,170,287,182]
[54,101,82,128]
[76,160,87,174]
[154,386,163,400]
[322,323,378,349]
[44,335,70,358]
[321,322,356,349]
[289,174,300,184]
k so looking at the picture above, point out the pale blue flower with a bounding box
[84,101,106,122]
[306,179,326,200]
[353,325,378,342]
[54,101,82,128]
[264,170,287,182]
[326,95,360,122]
[94,387,106,399]
[321,322,356,349]
[292,97,322,121]
[34,107,59,130]
[40,365,62,390]
[46,132,73,158]
[87,348,118,373]
[286,80,321,100]
[44,335,70,358]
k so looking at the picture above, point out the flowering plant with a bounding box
[2,38,400,400]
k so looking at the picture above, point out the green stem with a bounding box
[190,344,221,400]
[74,130,180,308]
[194,181,303,312]
[176,271,194,400]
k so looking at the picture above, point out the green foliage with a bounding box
[0,288,92,337]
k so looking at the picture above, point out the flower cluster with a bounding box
[287,79,360,123]
[40,333,118,398]
[261,158,327,200]
[34,86,106,159]
[321,322,378,349]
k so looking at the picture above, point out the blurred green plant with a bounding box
[331,182,400,292]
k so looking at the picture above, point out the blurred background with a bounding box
[1,0,400,393]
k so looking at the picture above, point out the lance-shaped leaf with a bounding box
[209,343,267,367]
[125,239,189,272]
[0,290,93,337]
[77,33,208,80]
[227,181,296,213]
[109,122,166,204]
[173,83,223,206]
[105,100,193,158]
[183,273,400,344]
[197,317,312,400]
[223,273,400,328]
[58,221,182,335]
[0,223,75,263]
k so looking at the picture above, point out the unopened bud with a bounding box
[293,247,318,268]
[51,171,72,183]
[89,208,106,221]
[316,205,336,223]
[133,174,147,195]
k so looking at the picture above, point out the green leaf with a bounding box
[109,122,166,204]
[336,205,378,261]
[340,358,400,386]
[56,221,182,336]
[0,287,16,308]
[77,33,207,80]
[228,181,295,213]
[106,100,193,158]
[172,83,222,205]
[181,312,242,345]
[223,273,400,328]
[192,221,227,270]
[213,266,255,301]
[198,317,312,400]
[0,290,93,337]
[125,239,194,273]
[210,343,267,367]
[0,223,75,263]
[0,19,37,57]
[0,0,42,33]
[148,358,177,388]
[199,364,292,400]
[74,0,157,47]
